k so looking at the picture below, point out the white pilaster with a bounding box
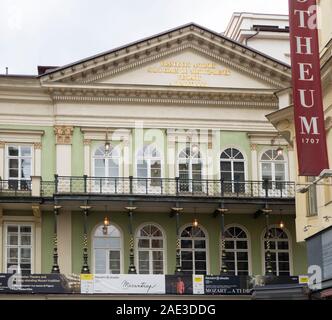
[251,144,258,180]
[288,147,295,182]
[167,138,176,179]
[83,140,91,176]
[0,142,4,179]
[123,138,130,177]
[57,210,72,275]
[54,126,73,176]
[34,143,42,176]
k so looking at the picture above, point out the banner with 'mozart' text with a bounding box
[288,0,329,176]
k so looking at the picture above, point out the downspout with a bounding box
[245,29,260,46]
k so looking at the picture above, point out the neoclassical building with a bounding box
[0,19,307,278]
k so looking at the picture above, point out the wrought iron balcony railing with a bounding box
[40,176,295,199]
[0,179,32,196]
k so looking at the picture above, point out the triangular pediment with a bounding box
[40,23,291,90]
[96,48,274,89]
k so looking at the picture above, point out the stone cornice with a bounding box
[40,25,291,87]
[0,129,45,136]
[48,86,278,108]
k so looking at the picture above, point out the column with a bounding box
[125,205,137,274]
[250,144,258,181]
[57,210,72,275]
[80,205,91,274]
[0,141,5,179]
[54,126,74,176]
[33,142,42,176]
[167,136,176,179]
[51,205,60,273]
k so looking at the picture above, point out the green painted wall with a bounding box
[0,124,55,180]
[41,211,54,273]
[69,211,307,276]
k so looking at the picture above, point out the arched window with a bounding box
[180,225,207,274]
[93,224,122,274]
[178,145,202,192]
[137,145,162,187]
[220,148,245,193]
[93,145,119,177]
[222,226,250,275]
[136,224,165,274]
[263,227,291,276]
[260,149,286,190]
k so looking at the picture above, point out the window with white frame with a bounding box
[93,145,119,177]
[6,145,32,190]
[93,225,122,274]
[178,145,202,192]
[5,224,33,274]
[220,148,245,193]
[137,145,162,187]
[263,227,291,276]
[260,149,287,189]
[222,226,250,275]
[180,225,207,274]
[136,224,164,274]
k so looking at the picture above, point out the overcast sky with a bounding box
[0,0,289,75]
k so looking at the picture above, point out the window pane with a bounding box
[21,159,31,178]
[237,252,248,261]
[9,159,19,169]
[151,239,163,248]
[220,162,231,171]
[138,251,149,261]
[8,147,18,156]
[194,240,206,249]
[138,239,149,248]
[152,251,163,261]
[181,240,192,248]
[236,241,248,249]
[21,235,31,246]
[234,162,244,171]
[195,251,206,260]
[21,147,31,156]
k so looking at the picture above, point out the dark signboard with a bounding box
[0,273,80,294]
[204,276,253,295]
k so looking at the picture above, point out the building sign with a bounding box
[82,274,166,294]
[288,0,329,176]
[147,60,231,87]
[0,273,80,294]
[193,275,205,294]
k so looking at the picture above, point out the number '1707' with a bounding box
[302,138,320,144]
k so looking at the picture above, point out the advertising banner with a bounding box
[288,0,329,176]
[82,274,166,294]
[165,275,193,295]
[0,273,80,294]
[204,276,253,295]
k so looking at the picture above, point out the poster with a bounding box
[193,275,205,294]
[204,276,253,295]
[0,273,80,294]
[165,275,193,295]
[82,274,166,294]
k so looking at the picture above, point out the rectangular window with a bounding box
[7,145,32,190]
[5,224,33,274]
[307,176,318,217]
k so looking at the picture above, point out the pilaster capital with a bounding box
[54,126,74,144]
[326,117,332,131]
[0,141,5,149]
[33,142,42,150]
[83,139,91,146]
[250,144,257,151]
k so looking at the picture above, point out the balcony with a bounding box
[39,176,295,199]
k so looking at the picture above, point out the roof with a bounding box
[38,22,290,78]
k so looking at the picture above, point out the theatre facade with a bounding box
[0,23,308,290]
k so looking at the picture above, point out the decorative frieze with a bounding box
[54,126,74,145]
[83,139,92,146]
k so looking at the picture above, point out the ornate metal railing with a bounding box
[45,176,295,199]
[0,179,32,196]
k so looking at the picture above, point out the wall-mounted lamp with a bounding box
[103,216,110,235]
[271,134,283,157]
[279,209,285,229]
[105,129,110,155]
